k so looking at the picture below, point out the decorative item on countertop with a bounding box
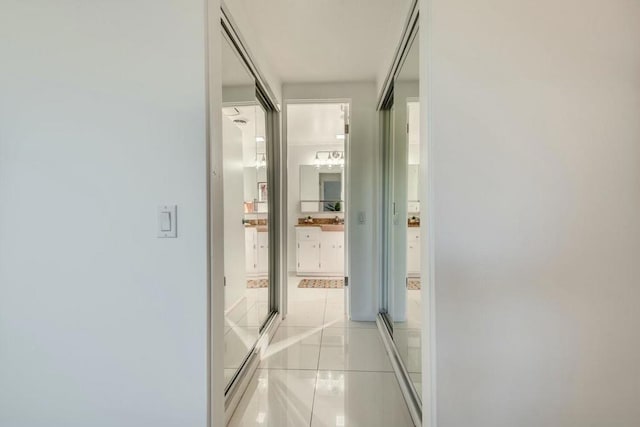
[408,216,420,225]
[304,215,314,224]
[326,201,341,212]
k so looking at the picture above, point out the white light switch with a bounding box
[160,212,172,231]
[358,211,366,224]
[158,205,177,238]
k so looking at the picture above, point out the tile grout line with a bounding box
[308,291,329,426]
[259,366,397,374]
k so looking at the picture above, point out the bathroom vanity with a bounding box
[407,226,420,277]
[296,225,344,276]
[245,226,269,277]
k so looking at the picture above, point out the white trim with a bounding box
[420,1,436,426]
[206,2,225,426]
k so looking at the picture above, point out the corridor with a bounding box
[227,277,414,426]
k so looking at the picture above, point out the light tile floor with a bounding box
[393,287,422,397]
[225,282,269,381]
[228,275,415,426]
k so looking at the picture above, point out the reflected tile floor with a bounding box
[225,284,270,382]
[228,275,414,426]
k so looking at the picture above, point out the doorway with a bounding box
[284,102,350,323]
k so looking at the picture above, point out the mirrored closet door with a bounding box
[380,16,422,418]
[221,31,274,391]
[391,33,421,397]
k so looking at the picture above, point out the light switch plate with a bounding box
[158,205,177,238]
[358,211,366,224]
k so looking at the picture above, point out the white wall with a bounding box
[422,0,640,425]
[284,83,379,321]
[0,1,214,425]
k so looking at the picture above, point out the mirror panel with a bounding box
[221,33,271,388]
[389,33,421,399]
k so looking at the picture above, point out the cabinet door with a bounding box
[319,238,335,273]
[298,240,320,272]
[320,232,344,274]
[335,239,345,273]
[245,228,257,272]
[407,229,420,275]
[256,232,269,274]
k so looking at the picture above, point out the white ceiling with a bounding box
[223,105,267,165]
[221,34,254,87]
[226,0,413,83]
[398,35,419,82]
[287,103,347,146]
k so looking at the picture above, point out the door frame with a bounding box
[282,98,352,318]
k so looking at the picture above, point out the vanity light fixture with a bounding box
[314,150,345,169]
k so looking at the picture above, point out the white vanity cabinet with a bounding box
[296,227,344,276]
[245,227,256,273]
[320,231,345,274]
[245,227,269,277]
[256,231,269,273]
[407,227,421,277]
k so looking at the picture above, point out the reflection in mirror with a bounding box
[299,165,344,213]
[389,33,421,398]
[221,33,270,389]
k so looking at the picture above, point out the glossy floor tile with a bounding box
[228,369,317,427]
[228,275,414,426]
[392,285,422,403]
[393,328,422,373]
[280,301,327,327]
[318,328,393,372]
[311,371,414,427]
[260,326,323,370]
[225,326,260,369]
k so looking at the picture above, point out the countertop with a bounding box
[295,223,345,232]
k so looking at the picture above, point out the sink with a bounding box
[321,224,344,232]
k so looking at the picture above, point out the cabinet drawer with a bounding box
[297,227,320,241]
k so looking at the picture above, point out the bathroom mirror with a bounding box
[299,164,345,213]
